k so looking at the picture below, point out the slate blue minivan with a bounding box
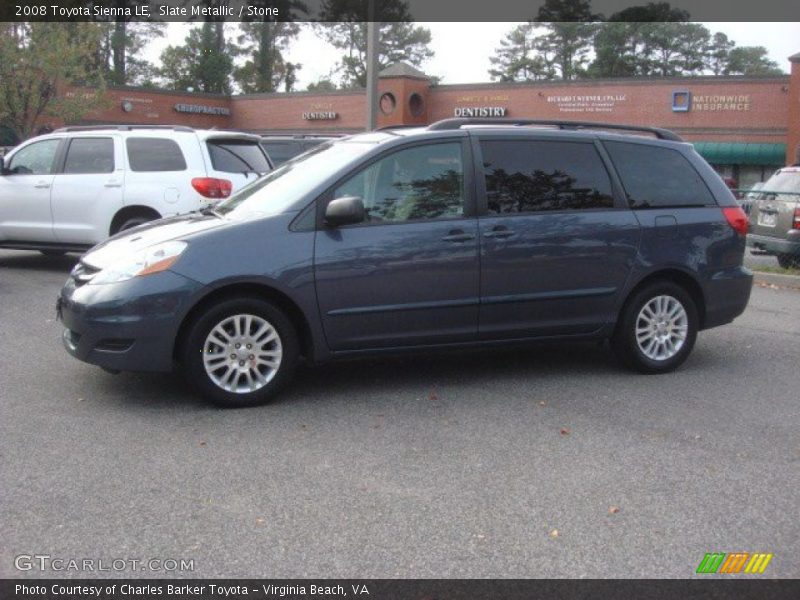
[58,119,753,407]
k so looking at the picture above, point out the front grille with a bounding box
[70,261,101,286]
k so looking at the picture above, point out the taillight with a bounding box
[722,206,748,236]
[191,177,232,199]
[794,208,800,230]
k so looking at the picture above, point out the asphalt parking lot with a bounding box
[1,249,798,579]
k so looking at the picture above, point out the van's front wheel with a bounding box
[181,298,299,407]
[612,281,698,374]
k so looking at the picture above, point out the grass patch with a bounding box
[752,265,800,276]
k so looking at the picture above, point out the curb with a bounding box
[753,271,800,290]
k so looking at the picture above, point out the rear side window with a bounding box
[207,140,271,174]
[605,141,716,208]
[63,138,114,174]
[481,140,614,214]
[126,138,187,172]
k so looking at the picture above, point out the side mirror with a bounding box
[325,196,365,227]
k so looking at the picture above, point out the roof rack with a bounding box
[53,125,195,133]
[426,118,683,142]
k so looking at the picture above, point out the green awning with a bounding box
[692,142,786,166]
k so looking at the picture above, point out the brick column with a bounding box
[788,52,800,165]
[376,63,431,129]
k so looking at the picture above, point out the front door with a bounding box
[0,138,62,242]
[475,136,640,339]
[314,140,480,351]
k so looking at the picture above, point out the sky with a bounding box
[146,22,800,91]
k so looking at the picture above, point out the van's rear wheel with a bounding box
[612,281,698,374]
[181,298,299,407]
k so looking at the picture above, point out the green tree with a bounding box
[234,1,307,93]
[0,23,107,140]
[306,77,338,92]
[159,23,234,93]
[534,0,601,80]
[706,32,735,76]
[101,21,164,86]
[315,0,433,88]
[488,23,553,82]
[589,3,692,78]
[724,46,783,75]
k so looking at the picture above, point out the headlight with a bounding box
[90,241,188,285]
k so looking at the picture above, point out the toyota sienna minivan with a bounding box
[58,119,753,407]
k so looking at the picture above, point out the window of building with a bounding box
[481,140,615,214]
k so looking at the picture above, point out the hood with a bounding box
[82,213,228,269]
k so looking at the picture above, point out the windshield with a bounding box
[215,140,376,219]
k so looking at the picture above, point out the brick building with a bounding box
[6,52,800,189]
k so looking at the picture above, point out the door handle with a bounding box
[34,181,50,189]
[441,230,475,243]
[483,226,514,239]
[104,181,122,188]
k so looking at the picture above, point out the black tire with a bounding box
[180,297,299,408]
[116,215,155,234]
[611,281,698,374]
[777,254,800,270]
[39,250,66,257]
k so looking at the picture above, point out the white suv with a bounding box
[0,125,272,254]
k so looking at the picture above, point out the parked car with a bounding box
[260,134,342,166]
[0,125,272,254]
[58,118,752,407]
[738,180,765,216]
[747,166,800,268]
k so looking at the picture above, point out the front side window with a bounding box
[481,140,615,214]
[63,138,114,174]
[7,139,60,175]
[332,142,465,223]
[604,141,716,208]
[126,138,187,172]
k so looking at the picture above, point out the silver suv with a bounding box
[747,166,800,268]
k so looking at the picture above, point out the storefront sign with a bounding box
[453,107,507,117]
[303,111,338,120]
[692,95,751,111]
[546,94,627,113]
[174,103,230,116]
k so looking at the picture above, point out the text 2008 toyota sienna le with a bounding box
[58,119,753,407]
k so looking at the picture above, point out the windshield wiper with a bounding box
[199,207,223,218]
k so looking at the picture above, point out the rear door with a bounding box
[475,134,640,339]
[750,168,800,240]
[51,136,124,244]
[314,139,480,351]
[0,138,62,242]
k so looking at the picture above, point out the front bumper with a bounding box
[747,231,800,255]
[702,266,753,330]
[58,270,204,373]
